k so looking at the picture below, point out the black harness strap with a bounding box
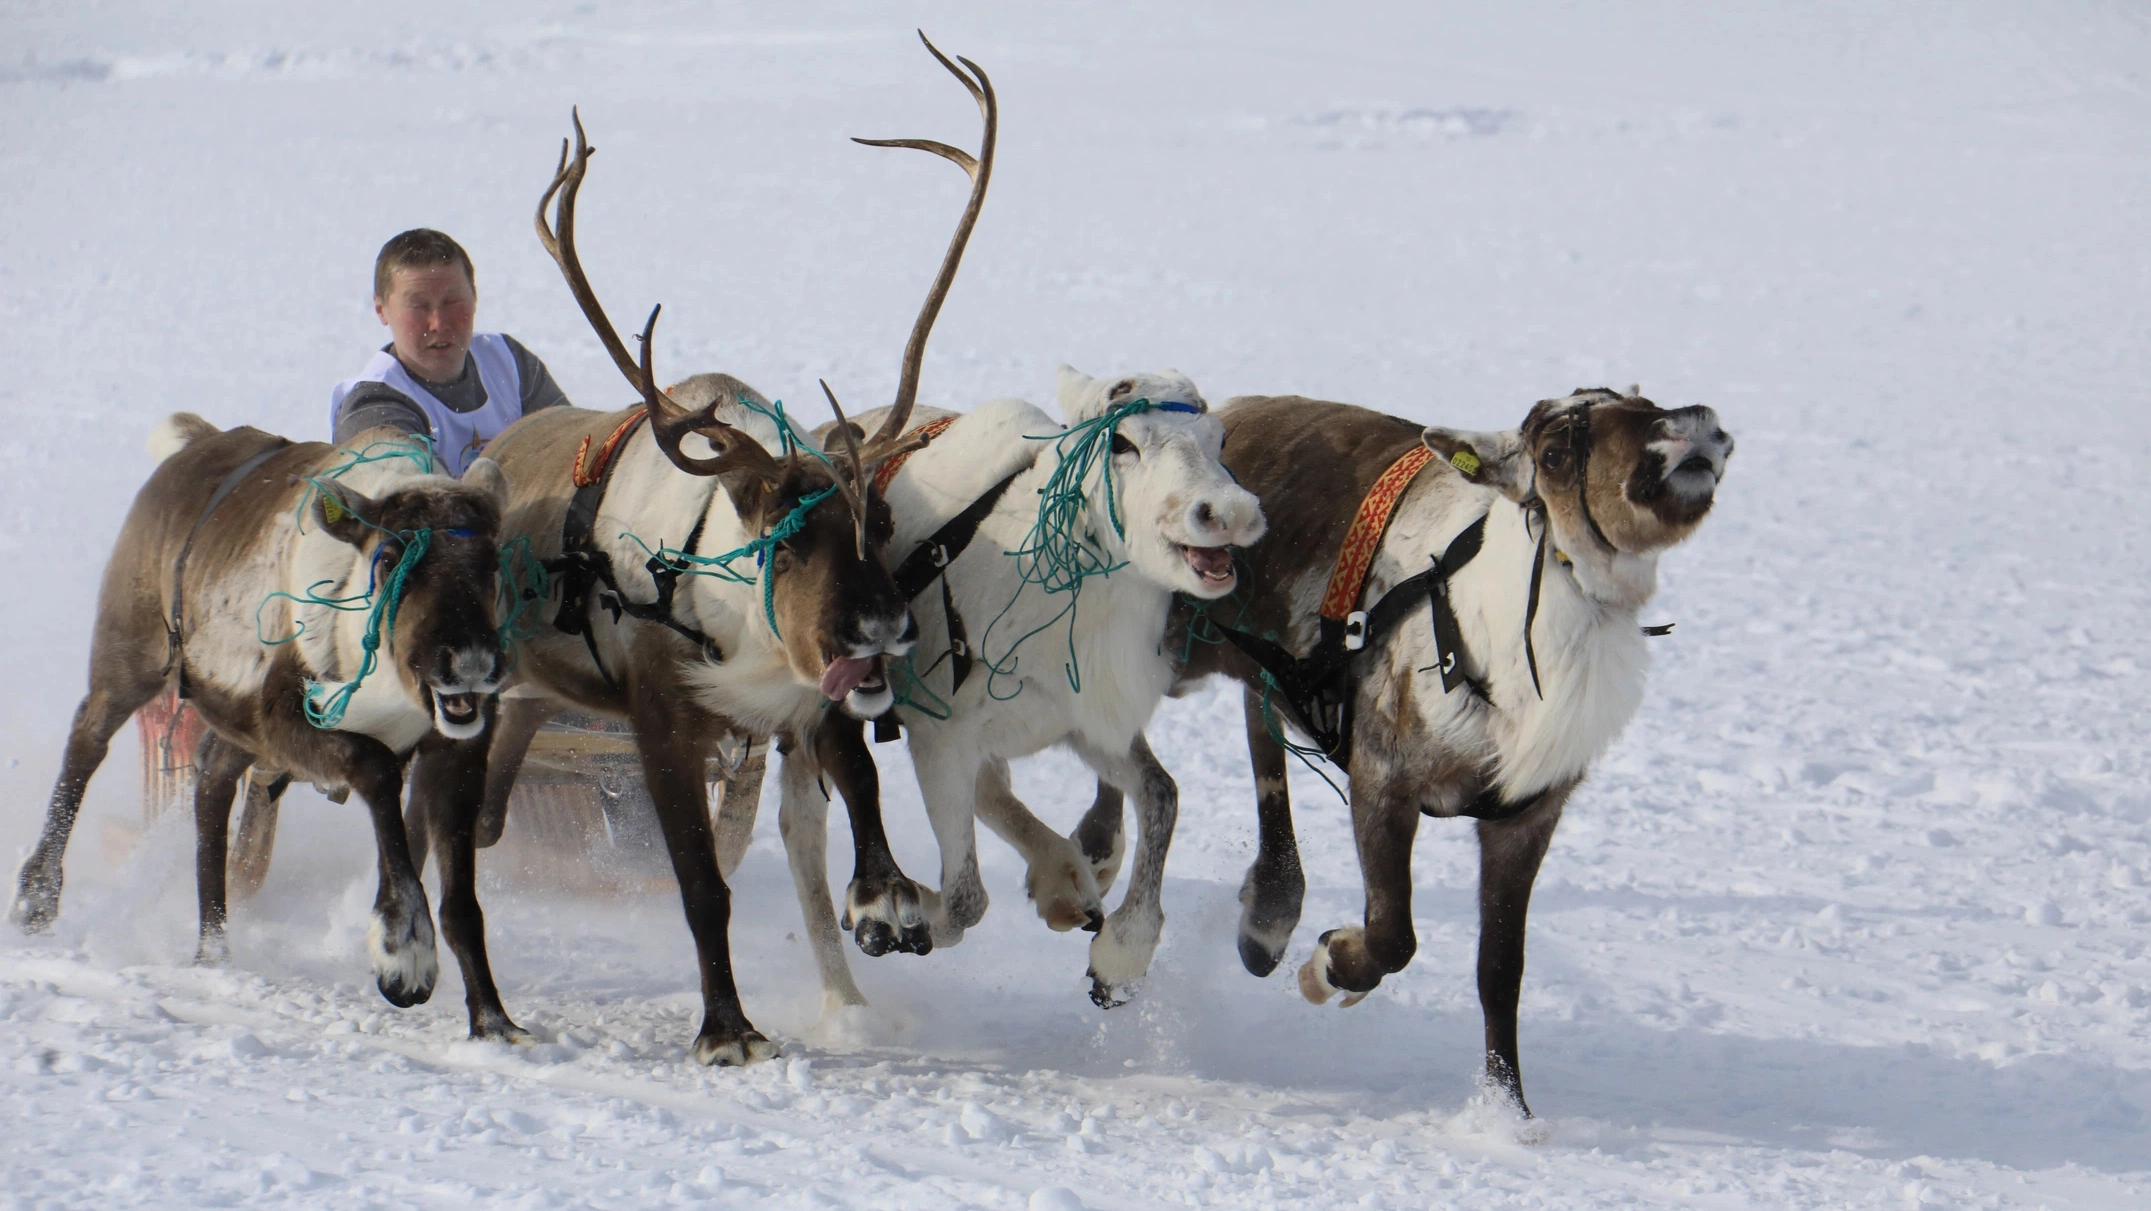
[1218,513,1491,760]
[890,470,1021,685]
[166,438,294,698]
[871,469,1021,743]
[548,438,724,692]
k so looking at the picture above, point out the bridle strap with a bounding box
[1567,401,1617,554]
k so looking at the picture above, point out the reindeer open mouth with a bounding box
[819,654,889,702]
[1178,543,1235,588]
[424,686,491,738]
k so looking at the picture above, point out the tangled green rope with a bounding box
[971,398,1196,699]
[621,484,840,639]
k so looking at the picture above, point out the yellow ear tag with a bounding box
[1449,450,1482,477]
[321,493,345,525]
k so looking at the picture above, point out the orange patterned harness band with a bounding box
[1318,444,1436,621]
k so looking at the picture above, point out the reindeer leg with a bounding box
[412,718,527,1044]
[775,738,872,1019]
[1070,779,1127,897]
[1299,778,1417,1007]
[343,746,439,1008]
[225,769,287,903]
[815,714,930,957]
[907,737,988,947]
[631,703,773,1067]
[10,662,165,933]
[1476,783,1571,1118]
[711,740,766,879]
[1237,683,1304,977]
[477,693,560,849]
[1073,733,1178,1008]
[191,734,252,966]
[976,757,1102,933]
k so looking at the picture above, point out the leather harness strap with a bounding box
[868,418,1019,742]
[165,437,295,698]
[870,415,957,497]
[571,411,648,487]
[548,417,725,691]
[1319,444,1435,624]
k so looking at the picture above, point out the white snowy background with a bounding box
[3,2,2148,1207]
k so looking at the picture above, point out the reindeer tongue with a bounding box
[819,656,875,701]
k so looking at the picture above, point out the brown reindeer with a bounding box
[406,36,997,1066]
[8,419,522,1039]
[1065,388,1733,1114]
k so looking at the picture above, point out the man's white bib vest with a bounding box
[330,333,522,476]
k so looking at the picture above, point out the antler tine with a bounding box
[851,30,997,459]
[539,109,778,482]
[819,379,871,559]
[535,109,649,393]
[637,307,782,484]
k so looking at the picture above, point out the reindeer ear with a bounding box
[1055,364,1098,414]
[460,457,510,513]
[311,478,380,547]
[1422,426,1534,502]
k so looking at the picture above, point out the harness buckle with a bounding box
[950,637,968,657]
[1342,610,1368,651]
[929,543,951,568]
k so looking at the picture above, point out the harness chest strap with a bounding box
[871,421,1018,741]
[548,417,724,691]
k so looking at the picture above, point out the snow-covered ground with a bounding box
[5,2,2150,1207]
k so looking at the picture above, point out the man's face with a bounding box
[375,263,477,384]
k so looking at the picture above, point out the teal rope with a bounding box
[495,536,551,659]
[973,399,1172,699]
[618,484,840,639]
[886,651,953,721]
[291,434,438,535]
[294,529,433,729]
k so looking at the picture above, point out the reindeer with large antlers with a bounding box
[411,34,995,1065]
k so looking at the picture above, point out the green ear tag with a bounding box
[321,493,345,525]
[1449,450,1482,477]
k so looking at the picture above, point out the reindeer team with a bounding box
[8,34,1733,1118]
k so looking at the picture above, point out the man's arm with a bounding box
[334,382,431,445]
[505,335,572,415]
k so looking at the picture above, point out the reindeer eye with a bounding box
[1111,433,1138,457]
[1540,448,1568,470]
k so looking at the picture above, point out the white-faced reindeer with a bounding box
[9,420,523,1040]
[1068,387,1732,1115]
[414,37,1000,1066]
[754,365,1266,1021]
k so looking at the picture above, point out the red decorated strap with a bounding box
[869,416,958,496]
[571,412,649,488]
[1319,445,1436,621]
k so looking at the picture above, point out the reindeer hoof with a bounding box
[367,910,439,1009]
[693,1027,778,1068]
[1297,955,1336,1005]
[1088,971,1133,1009]
[1081,907,1104,934]
[8,872,59,935]
[1238,932,1285,977]
[846,874,932,958]
[194,932,231,968]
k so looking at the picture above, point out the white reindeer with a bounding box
[760,366,1266,1020]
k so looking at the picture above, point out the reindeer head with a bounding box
[310,458,511,739]
[1423,387,1733,557]
[1055,366,1267,597]
[662,374,915,717]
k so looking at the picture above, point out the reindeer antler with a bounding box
[849,30,998,466]
[819,380,871,558]
[537,110,782,483]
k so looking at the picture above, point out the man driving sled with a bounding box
[331,227,571,470]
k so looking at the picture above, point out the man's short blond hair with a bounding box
[373,228,475,301]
